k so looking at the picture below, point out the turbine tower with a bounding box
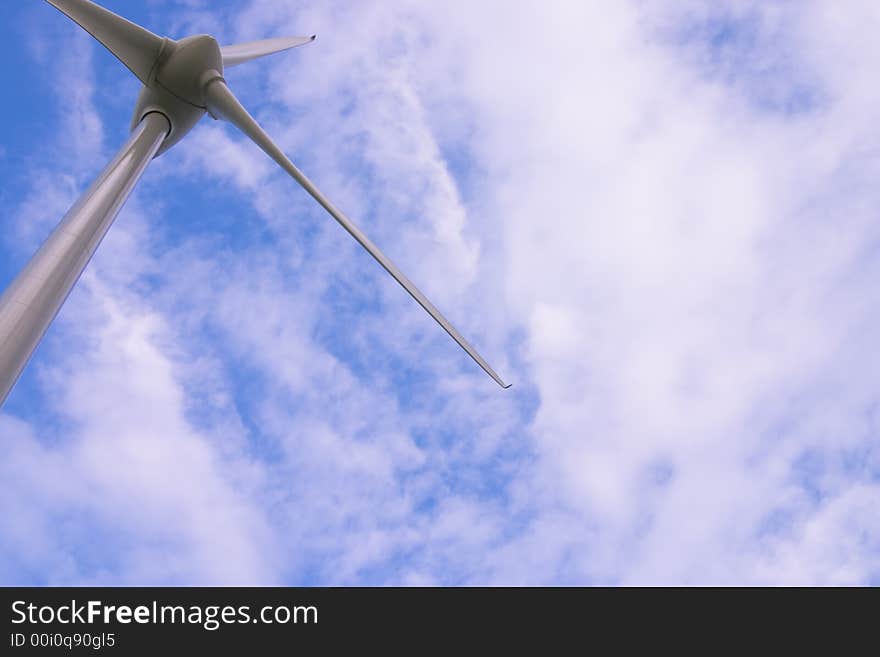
[0,0,509,407]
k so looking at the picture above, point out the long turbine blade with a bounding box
[221,36,316,68]
[203,80,510,388]
[45,0,165,85]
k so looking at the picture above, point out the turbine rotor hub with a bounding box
[154,35,224,108]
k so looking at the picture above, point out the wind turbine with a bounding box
[0,0,510,406]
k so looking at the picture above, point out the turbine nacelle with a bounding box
[131,35,223,154]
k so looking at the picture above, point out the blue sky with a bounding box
[1,0,879,585]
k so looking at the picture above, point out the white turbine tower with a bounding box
[0,0,510,406]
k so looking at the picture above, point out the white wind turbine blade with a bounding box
[221,36,316,68]
[45,0,165,85]
[202,79,511,388]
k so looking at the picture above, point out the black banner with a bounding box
[1,587,874,652]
